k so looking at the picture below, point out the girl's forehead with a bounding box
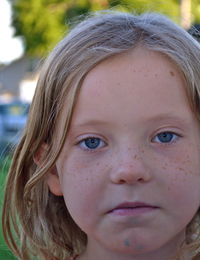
[79,47,183,96]
[67,47,193,129]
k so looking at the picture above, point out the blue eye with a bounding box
[78,137,106,150]
[152,132,179,144]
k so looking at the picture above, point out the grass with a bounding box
[0,157,17,260]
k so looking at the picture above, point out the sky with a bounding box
[0,0,24,64]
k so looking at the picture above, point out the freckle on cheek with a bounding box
[167,186,171,191]
[124,239,130,247]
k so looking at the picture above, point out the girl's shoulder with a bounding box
[65,257,78,260]
[69,256,79,260]
[63,257,77,260]
[66,258,76,260]
[58,258,75,260]
[48,257,75,260]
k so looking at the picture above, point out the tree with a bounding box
[10,0,200,57]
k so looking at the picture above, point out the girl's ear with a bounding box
[34,144,63,196]
[46,166,63,196]
[33,143,49,165]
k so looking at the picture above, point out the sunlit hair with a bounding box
[2,10,200,260]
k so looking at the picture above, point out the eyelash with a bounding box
[151,131,181,144]
[76,137,107,151]
[76,131,181,151]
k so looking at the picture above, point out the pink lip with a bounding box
[108,201,159,216]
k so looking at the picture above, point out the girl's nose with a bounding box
[110,151,151,185]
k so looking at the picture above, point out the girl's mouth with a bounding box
[108,201,159,216]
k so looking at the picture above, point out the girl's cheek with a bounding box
[145,146,199,189]
[156,141,198,166]
[173,146,200,176]
[58,152,109,185]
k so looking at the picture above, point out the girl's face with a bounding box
[50,48,200,259]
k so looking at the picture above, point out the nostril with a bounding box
[118,179,126,184]
[118,176,146,184]
[138,177,145,182]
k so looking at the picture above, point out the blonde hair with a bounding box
[2,10,200,260]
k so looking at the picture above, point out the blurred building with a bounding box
[0,56,40,103]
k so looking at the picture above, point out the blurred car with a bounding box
[0,101,29,155]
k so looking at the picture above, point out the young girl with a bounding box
[2,10,200,260]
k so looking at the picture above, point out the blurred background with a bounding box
[0,0,200,259]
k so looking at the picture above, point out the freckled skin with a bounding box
[124,239,131,247]
[49,47,200,260]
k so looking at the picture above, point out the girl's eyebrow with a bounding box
[71,114,192,130]
[144,113,194,130]
[146,113,192,124]
[71,119,111,128]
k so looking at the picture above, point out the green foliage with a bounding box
[0,157,17,259]
[192,0,200,23]
[12,0,67,57]
[11,0,200,60]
